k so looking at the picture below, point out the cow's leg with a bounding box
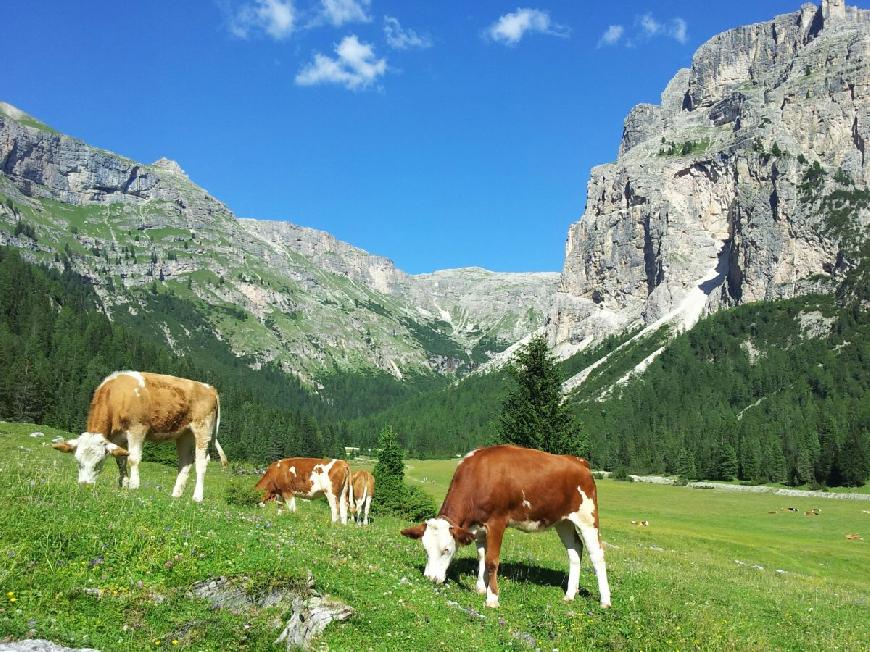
[326,491,339,523]
[115,455,128,489]
[172,432,195,498]
[483,521,505,608]
[191,418,215,503]
[576,522,611,608]
[338,481,348,525]
[191,443,208,503]
[556,521,584,601]
[282,492,297,513]
[475,529,488,594]
[126,429,146,490]
[363,496,372,526]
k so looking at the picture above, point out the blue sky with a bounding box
[2,1,841,273]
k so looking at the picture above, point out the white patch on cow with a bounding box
[463,449,478,460]
[420,517,456,584]
[288,466,296,475]
[200,382,211,389]
[573,488,596,527]
[485,586,499,608]
[98,370,146,389]
[521,490,532,510]
[509,520,545,532]
[568,487,611,608]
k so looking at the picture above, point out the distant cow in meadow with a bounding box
[349,470,375,525]
[255,457,350,524]
[52,371,227,502]
[401,445,611,609]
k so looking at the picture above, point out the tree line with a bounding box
[0,247,343,464]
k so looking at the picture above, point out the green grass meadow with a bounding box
[1,423,868,651]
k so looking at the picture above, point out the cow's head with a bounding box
[401,517,475,583]
[52,432,128,484]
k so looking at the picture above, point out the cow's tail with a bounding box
[213,395,229,468]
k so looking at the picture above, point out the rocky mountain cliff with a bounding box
[553,0,869,375]
[0,101,556,382]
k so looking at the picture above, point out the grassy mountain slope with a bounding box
[0,103,556,383]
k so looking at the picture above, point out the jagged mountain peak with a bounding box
[554,0,869,377]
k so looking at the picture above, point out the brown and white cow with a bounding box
[401,445,611,609]
[255,457,350,524]
[349,470,375,525]
[52,371,227,502]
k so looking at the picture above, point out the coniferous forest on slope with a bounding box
[0,245,867,486]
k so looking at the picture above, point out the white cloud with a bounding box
[485,8,568,46]
[320,0,370,27]
[384,16,432,50]
[229,0,295,40]
[638,13,688,43]
[597,24,624,47]
[295,34,386,90]
[670,18,688,44]
[639,13,662,37]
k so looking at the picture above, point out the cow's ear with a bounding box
[106,443,128,458]
[451,526,475,546]
[52,438,78,454]
[401,523,427,539]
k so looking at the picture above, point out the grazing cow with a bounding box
[401,445,611,609]
[52,371,227,502]
[349,470,375,525]
[255,458,350,524]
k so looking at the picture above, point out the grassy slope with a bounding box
[1,424,868,651]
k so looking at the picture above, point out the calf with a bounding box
[52,371,227,502]
[401,445,611,609]
[349,470,375,525]
[255,458,350,524]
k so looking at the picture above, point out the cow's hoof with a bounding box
[476,582,487,595]
[485,598,500,609]
[192,495,203,503]
[563,594,576,602]
[601,602,611,609]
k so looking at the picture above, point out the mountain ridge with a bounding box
[0,100,557,382]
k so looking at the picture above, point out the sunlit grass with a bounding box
[1,424,868,650]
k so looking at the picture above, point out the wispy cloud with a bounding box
[600,13,688,49]
[638,13,688,44]
[228,0,295,40]
[484,8,568,46]
[670,18,688,44]
[384,16,432,50]
[319,0,371,27]
[295,34,386,90]
[597,24,624,47]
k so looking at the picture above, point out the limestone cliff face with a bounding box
[554,0,870,356]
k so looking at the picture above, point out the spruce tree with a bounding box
[677,447,697,481]
[373,425,406,512]
[498,335,575,454]
[837,429,868,487]
[715,441,739,481]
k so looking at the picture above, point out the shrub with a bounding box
[224,479,262,508]
[611,466,633,482]
[373,425,436,520]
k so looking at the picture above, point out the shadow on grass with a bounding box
[412,558,592,597]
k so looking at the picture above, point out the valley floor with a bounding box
[1,423,868,651]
